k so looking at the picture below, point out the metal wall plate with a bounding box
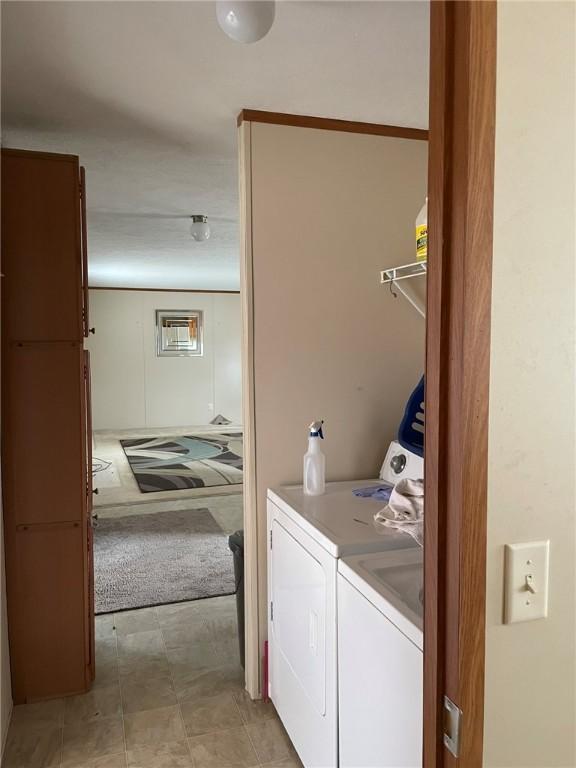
[443,695,462,757]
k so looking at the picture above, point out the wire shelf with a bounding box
[380,260,427,284]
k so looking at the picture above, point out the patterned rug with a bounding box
[94,507,236,613]
[120,432,243,494]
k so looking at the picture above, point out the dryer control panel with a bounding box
[379,439,424,484]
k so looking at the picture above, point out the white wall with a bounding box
[86,290,242,429]
[484,2,576,766]
[213,295,243,426]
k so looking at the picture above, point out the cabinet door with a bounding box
[338,574,423,767]
[11,523,89,700]
[271,518,327,715]
[1,149,83,341]
[84,350,95,682]
[3,342,87,525]
[267,501,337,768]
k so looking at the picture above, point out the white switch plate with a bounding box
[504,540,550,624]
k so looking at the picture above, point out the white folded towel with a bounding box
[373,477,424,547]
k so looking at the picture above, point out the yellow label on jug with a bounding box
[416,224,428,262]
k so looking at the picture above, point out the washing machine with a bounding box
[338,548,423,767]
[266,441,423,768]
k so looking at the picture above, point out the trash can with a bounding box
[228,530,245,668]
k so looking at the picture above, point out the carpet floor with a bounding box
[94,507,236,613]
[120,432,243,493]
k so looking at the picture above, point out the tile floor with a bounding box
[3,596,302,768]
[93,427,243,508]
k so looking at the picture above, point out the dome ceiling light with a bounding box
[216,1,275,44]
[190,215,211,242]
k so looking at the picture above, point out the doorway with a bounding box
[0,2,497,765]
[85,291,243,616]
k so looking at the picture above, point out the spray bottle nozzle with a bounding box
[309,420,324,439]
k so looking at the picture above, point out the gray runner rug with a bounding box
[95,508,236,613]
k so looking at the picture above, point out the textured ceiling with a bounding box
[1,1,429,290]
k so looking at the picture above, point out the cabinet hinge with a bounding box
[269,530,273,550]
[270,601,273,621]
[443,696,462,758]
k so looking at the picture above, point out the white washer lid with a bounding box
[339,549,424,649]
[268,480,418,558]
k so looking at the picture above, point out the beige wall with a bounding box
[86,290,242,429]
[241,121,427,688]
[484,2,576,765]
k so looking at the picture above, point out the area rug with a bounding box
[94,507,236,613]
[120,432,243,494]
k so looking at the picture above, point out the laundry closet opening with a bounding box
[239,110,429,767]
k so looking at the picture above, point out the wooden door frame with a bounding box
[424,1,497,766]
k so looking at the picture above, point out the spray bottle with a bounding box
[303,420,326,496]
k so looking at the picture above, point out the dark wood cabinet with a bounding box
[13,523,90,700]
[84,349,95,683]
[1,150,87,342]
[1,148,94,702]
[3,343,87,526]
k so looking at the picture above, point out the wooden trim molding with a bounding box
[424,2,496,766]
[1,147,79,163]
[237,109,428,141]
[88,286,240,295]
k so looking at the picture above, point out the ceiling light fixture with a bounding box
[216,1,275,44]
[190,215,211,242]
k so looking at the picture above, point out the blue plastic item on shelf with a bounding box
[398,376,425,457]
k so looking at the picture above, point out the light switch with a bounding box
[504,540,550,624]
